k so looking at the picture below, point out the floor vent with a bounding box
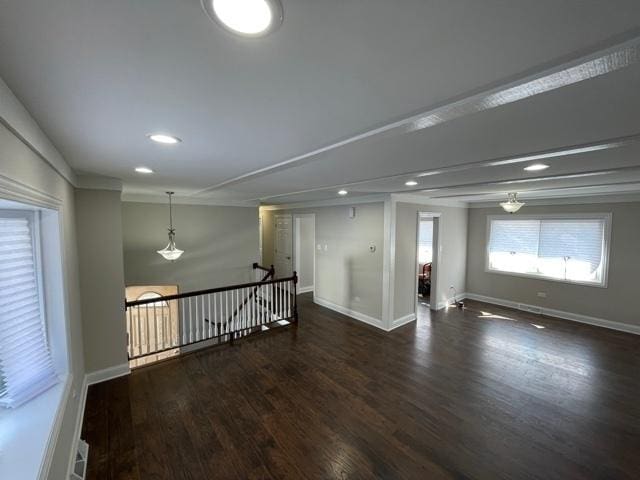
[70,439,89,480]
[518,304,542,315]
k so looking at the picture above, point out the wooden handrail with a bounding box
[229,264,275,322]
[252,262,274,273]
[126,274,296,308]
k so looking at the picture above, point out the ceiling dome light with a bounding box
[203,0,283,37]
[135,167,154,174]
[338,190,348,196]
[524,163,549,172]
[405,180,418,186]
[148,133,181,145]
[500,192,525,213]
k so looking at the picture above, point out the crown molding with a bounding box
[260,194,387,211]
[76,175,123,192]
[391,193,468,208]
[122,193,259,207]
[0,77,76,186]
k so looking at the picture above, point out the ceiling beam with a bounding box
[194,33,640,196]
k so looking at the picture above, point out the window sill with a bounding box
[0,374,71,480]
[484,268,607,288]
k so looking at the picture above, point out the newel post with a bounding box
[292,271,299,323]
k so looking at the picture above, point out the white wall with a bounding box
[392,200,469,319]
[263,203,385,322]
[122,202,260,292]
[294,215,315,292]
[0,99,84,478]
[466,202,640,330]
[75,188,128,373]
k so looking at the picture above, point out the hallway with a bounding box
[82,294,640,479]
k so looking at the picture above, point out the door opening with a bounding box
[274,214,293,278]
[417,218,433,306]
[125,284,179,368]
[415,212,440,314]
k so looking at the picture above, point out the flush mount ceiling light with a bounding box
[500,192,525,213]
[338,189,348,196]
[157,192,184,261]
[202,0,283,37]
[405,180,418,186]
[524,163,550,172]
[147,133,181,145]
[135,167,154,174]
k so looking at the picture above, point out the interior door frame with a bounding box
[293,213,316,294]
[274,213,293,277]
[415,212,441,314]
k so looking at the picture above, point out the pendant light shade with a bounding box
[500,192,525,213]
[157,192,184,261]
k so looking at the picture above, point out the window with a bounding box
[418,219,433,264]
[0,211,58,408]
[486,214,611,287]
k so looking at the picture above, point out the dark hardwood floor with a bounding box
[82,293,640,479]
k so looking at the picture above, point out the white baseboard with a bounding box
[313,296,385,330]
[66,362,130,478]
[85,363,130,386]
[66,375,88,479]
[297,285,314,294]
[435,293,468,311]
[389,313,416,330]
[464,293,640,335]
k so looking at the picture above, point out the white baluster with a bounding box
[181,298,187,345]
[136,305,142,357]
[145,304,150,354]
[214,292,218,337]
[225,290,229,334]
[153,302,158,353]
[127,307,132,358]
[207,294,212,339]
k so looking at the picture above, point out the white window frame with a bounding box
[0,192,71,480]
[485,213,612,288]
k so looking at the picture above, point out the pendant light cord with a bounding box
[167,191,175,233]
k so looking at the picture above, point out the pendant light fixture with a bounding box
[157,192,184,261]
[500,192,525,213]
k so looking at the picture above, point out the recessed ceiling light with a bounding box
[202,0,283,37]
[524,163,550,172]
[135,167,154,174]
[338,190,348,196]
[147,133,181,145]
[405,180,418,186]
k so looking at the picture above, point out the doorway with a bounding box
[294,214,315,294]
[415,213,440,312]
[125,284,179,368]
[274,214,293,277]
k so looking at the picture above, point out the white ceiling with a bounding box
[1,1,640,205]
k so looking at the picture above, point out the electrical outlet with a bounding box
[537,292,547,298]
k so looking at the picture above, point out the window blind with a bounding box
[488,220,540,256]
[0,215,57,408]
[487,216,607,285]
